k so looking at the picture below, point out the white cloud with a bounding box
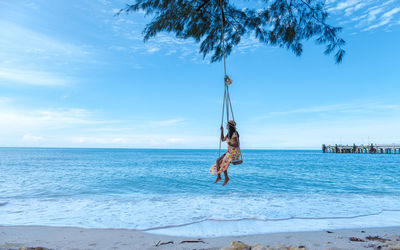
[382,7,400,18]
[0,21,88,61]
[364,7,400,30]
[109,45,126,51]
[71,136,126,144]
[0,105,129,147]
[111,138,127,143]
[147,47,160,53]
[266,103,350,116]
[25,2,40,10]
[328,0,363,11]
[22,134,44,142]
[367,7,385,22]
[256,102,400,119]
[0,107,110,134]
[0,21,92,85]
[328,0,400,32]
[34,109,107,125]
[0,104,202,148]
[243,100,400,148]
[166,49,177,56]
[148,118,185,127]
[0,97,13,103]
[364,19,391,30]
[62,133,215,148]
[166,137,185,143]
[344,2,369,16]
[111,19,201,59]
[1,100,400,149]
[243,119,400,149]
[0,68,69,86]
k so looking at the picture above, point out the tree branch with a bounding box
[196,0,211,12]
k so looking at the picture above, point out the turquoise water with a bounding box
[1,148,400,236]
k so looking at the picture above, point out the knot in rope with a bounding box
[224,75,231,86]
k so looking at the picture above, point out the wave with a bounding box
[139,208,400,232]
[0,202,8,207]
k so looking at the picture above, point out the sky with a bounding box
[0,0,400,149]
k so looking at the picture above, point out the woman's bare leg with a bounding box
[222,170,230,186]
[213,153,227,184]
[213,173,222,184]
[213,157,224,184]
[216,153,226,172]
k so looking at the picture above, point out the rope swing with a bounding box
[217,0,242,165]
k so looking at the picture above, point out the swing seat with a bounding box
[231,158,243,165]
[230,146,243,165]
[231,151,243,165]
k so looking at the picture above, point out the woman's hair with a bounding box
[227,124,239,140]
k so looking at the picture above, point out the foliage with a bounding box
[119,0,345,63]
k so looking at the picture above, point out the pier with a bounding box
[322,144,400,154]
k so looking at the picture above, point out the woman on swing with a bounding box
[213,120,240,186]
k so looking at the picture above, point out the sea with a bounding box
[1,148,400,237]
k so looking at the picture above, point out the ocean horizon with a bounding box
[0,147,323,150]
[1,147,400,237]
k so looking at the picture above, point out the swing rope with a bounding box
[218,0,235,157]
[218,85,226,156]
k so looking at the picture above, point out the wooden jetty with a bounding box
[322,144,400,154]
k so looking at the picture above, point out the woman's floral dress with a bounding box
[210,132,240,176]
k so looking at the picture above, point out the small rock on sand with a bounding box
[349,237,365,242]
[366,235,389,242]
[251,243,265,250]
[220,241,251,250]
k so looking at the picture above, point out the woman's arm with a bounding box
[220,126,227,141]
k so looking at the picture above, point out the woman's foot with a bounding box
[222,177,230,186]
[213,176,222,184]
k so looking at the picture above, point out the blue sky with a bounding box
[0,0,400,149]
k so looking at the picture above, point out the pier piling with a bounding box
[322,144,400,154]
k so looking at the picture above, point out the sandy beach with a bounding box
[1,225,400,250]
